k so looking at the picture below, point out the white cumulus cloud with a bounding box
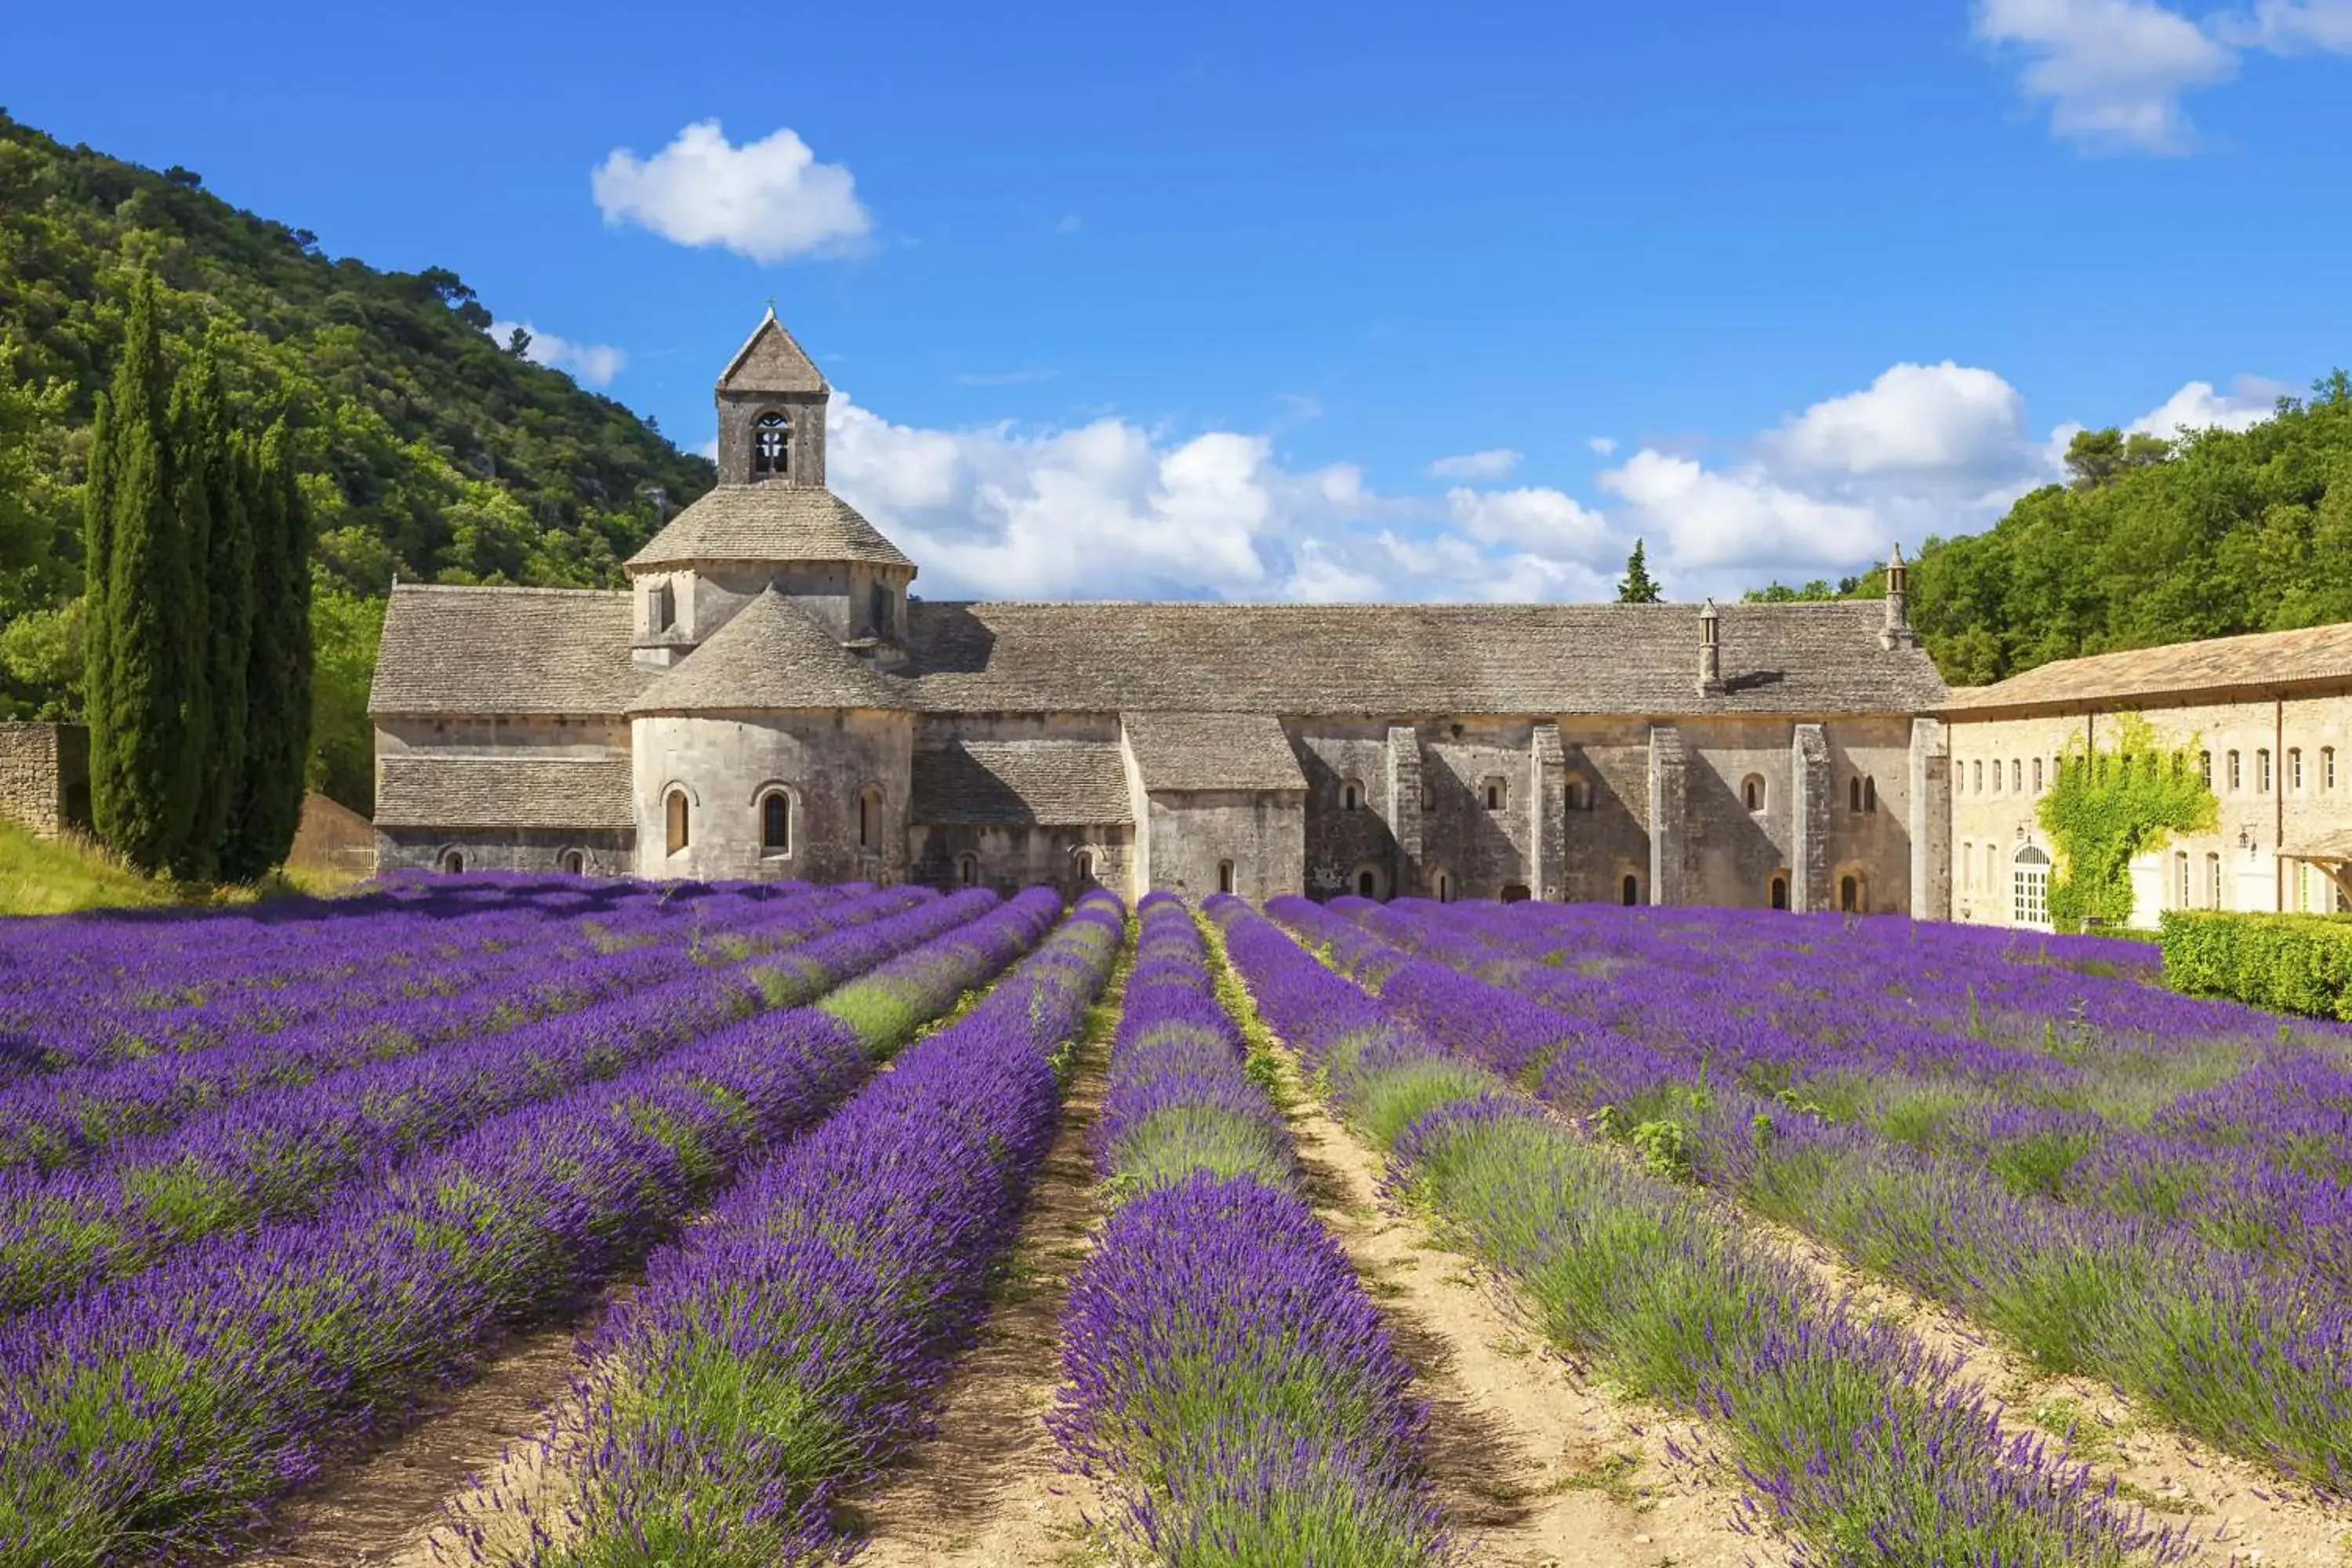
[591,122,871,263]
[488,320,626,387]
[2129,379,2281,436]
[1769,361,2031,475]
[1599,451,1887,574]
[1975,0,2237,152]
[1428,448,1522,481]
[1588,436,1619,456]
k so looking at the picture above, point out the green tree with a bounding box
[184,354,254,876]
[1617,539,1663,604]
[2063,426,2173,491]
[307,586,384,815]
[90,275,207,874]
[2038,713,2217,932]
[220,423,312,880]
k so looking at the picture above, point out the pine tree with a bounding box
[221,423,311,880]
[1617,538,1664,604]
[91,275,205,874]
[187,354,252,878]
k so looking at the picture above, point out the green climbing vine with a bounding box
[2037,712,2216,933]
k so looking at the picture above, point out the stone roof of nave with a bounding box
[628,590,906,714]
[369,585,649,717]
[372,586,1946,720]
[894,599,1947,716]
[1942,621,2352,716]
[375,753,634,831]
[1120,710,1308,792]
[624,485,916,573]
[718,309,829,395]
[910,740,1134,826]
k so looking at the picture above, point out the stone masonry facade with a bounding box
[0,723,90,839]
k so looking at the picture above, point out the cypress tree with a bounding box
[158,364,216,881]
[80,392,114,757]
[222,423,311,879]
[91,275,204,874]
[184,355,252,877]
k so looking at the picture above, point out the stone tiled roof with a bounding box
[1943,622,2352,715]
[376,754,633,830]
[718,310,828,394]
[625,486,913,572]
[630,590,906,713]
[1123,711,1306,791]
[898,601,1946,716]
[368,585,649,717]
[911,740,1134,826]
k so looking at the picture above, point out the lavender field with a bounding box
[2,877,2347,1566]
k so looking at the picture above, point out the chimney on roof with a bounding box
[1698,597,1724,697]
[1880,543,1918,651]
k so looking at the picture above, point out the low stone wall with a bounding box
[376,827,636,877]
[0,723,90,838]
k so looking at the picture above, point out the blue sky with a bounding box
[9,0,2350,601]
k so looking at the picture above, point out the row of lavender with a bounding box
[0,883,1058,1567]
[1312,895,2352,1492]
[0,882,904,1174]
[1050,893,1439,1564]
[1216,895,2195,1568]
[456,887,1110,1565]
[0,885,975,1319]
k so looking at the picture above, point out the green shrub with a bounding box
[2160,910,2352,1020]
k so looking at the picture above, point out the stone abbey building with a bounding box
[368,311,1955,912]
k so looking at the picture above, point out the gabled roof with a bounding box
[1123,711,1307,791]
[896,601,1947,716]
[1942,622,2352,715]
[368,585,650,717]
[910,740,1134,826]
[628,589,906,714]
[718,309,827,395]
[624,485,915,572]
[376,754,633,831]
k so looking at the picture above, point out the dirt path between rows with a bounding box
[844,963,1125,1568]
[1269,1045,1781,1568]
[237,1291,622,1568]
[1731,1200,2352,1566]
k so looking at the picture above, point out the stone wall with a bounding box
[0,723,89,838]
[1557,720,1655,905]
[1292,720,1404,898]
[377,828,634,875]
[1138,790,1305,899]
[633,709,913,884]
[1417,719,1540,899]
[909,822,1134,898]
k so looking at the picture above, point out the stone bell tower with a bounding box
[716,306,829,489]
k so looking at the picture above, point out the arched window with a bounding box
[665,789,691,855]
[2174,851,2189,908]
[956,852,979,887]
[1342,779,1365,811]
[1073,848,1098,885]
[2010,759,2022,793]
[858,786,884,851]
[2013,845,2050,929]
[1419,782,1436,812]
[1991,760,2003,793]
[1961,841,1973,893]
[1566,778,1592,811]
[2031,757,2044,794]
[2290,748,2304,791]
[648,579,675,635]
[1840,873,1864,913]
[1500,884,1531,904]
[1984,843,1996,891]
[1741,774,1766,812]
[2326,746,2338,790]
[1621,873,1641,907]
[1971,760,1983,794]
[752,411,790,477]
[1863,776,1878,815]
[1769,873,1788,910]
[2206,851,2223,909]
[2227,750,2242,791]
[561,849,586,876]
[1218,860,1236,895]
[2200,750,2212,788]
[868,580,891,638]
[1852,776,1865,812]
[1483,777,1507,811]
[1433,871,1454,903]
[2257,749,2273,793]
[439,848,465,874]
[760,790,791,855]
[1359,869,1379,898]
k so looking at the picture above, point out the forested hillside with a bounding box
[0,108,713,807]
[1908,380,2352,686]
[1748,379,2352,688]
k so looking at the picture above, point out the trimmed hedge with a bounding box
[2159,909,2352,1020]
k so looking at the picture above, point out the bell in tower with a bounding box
[715,306,829,488]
